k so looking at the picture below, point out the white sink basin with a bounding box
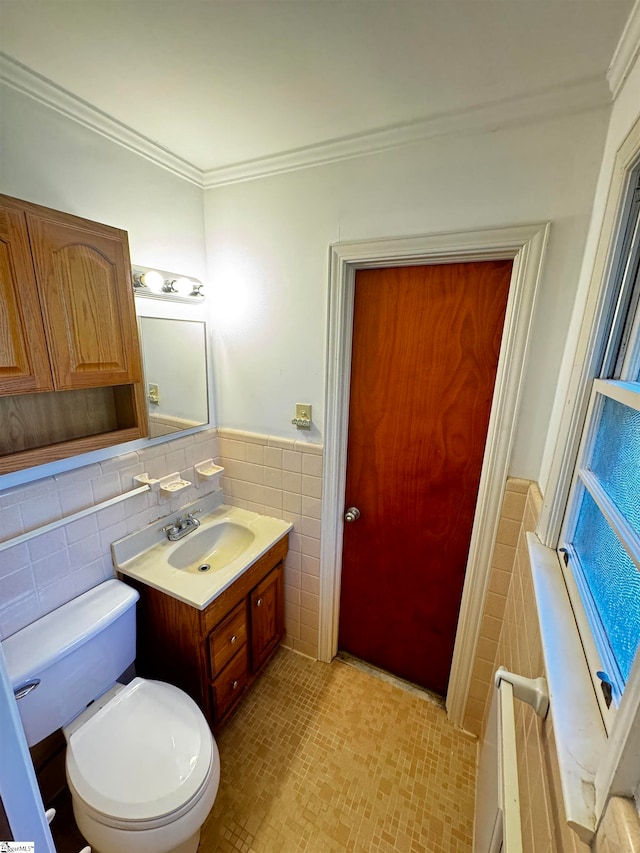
[167,521,256,573]
[111,502,292,610]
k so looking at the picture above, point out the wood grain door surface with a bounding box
[251,563,284,672]
[26,210,142,390]
[0,203,53,395]
[338,261,512,696]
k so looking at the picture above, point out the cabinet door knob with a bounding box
[230,634,237,645]
[256,598,263,607]
[231,680,239,690]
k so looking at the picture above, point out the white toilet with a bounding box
[4,579,220,853]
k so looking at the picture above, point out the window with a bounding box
[560,166,640,722]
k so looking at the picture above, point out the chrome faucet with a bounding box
[162,510,202,541]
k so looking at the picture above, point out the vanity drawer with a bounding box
[209,601,247,677]
[211,644,248,721]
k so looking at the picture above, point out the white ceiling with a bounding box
[0,1,634,174]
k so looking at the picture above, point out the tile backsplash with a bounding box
[0,426,323,660]
[0,429,219,640]
[467,480,640,852]
[214,428,322,660]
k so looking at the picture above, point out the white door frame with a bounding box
[319,223,550,727]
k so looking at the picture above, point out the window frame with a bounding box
[537,114,640,813]
[559,379,640,727]
[538,127,640,547]
[558,158,640,726]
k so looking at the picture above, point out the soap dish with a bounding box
[158,472,192,496]
[134,473,160,492]
[195,460,224,486]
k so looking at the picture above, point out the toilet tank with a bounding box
[2,579,139,747]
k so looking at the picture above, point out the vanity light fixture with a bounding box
[132,265,206,303]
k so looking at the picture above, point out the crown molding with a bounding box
[203,76,611,188]
[1,51,611,191]
[607,0,640,99]
[0,52,204,186]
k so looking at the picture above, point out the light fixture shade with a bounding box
[174,277,195,297]
[132,265,205,302]
[141,270,165,293]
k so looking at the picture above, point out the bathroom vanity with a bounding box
[112,498,290,728]
[125,539,286,726]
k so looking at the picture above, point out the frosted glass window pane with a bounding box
[573,490,640,683]
[590,395,640,532]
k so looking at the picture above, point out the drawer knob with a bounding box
[256,598,263,607]
[230,634,237,645]
[231,679,239,690]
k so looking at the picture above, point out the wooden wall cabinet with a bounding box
[125,536,287,728]
[0,194,147,473]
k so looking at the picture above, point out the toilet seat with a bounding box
[66,678,215,827]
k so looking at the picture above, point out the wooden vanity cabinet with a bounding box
[125,535,288,729]
[0,194,147,473]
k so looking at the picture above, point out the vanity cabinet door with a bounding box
[250,562,284,673]
[26,209,142,390]
[0,203,53,395]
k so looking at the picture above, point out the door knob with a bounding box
[344,507,361,523]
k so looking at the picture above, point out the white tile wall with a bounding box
[215,428,322,659]
[0,429,219,640]
[0,426,324,660]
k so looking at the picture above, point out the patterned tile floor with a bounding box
[201,648,477,852]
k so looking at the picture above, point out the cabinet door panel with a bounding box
[0,206,53,394]
[26,213,142,389]
[251,563,284,672]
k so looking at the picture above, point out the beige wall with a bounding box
[464,478,531,736]
[215,428,322,659]
[0,425,323,659]
[468,480,640,852]
[0,430,219,638]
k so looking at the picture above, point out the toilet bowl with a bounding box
[64,679,220,853]
[3,580,219,853]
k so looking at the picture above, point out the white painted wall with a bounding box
[204,108,611,482]
[0,83,207,282]
[539,52,640,496]
[0,81,617,486]
[0,83,212,489]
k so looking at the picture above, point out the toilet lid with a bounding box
[66,678,213,822]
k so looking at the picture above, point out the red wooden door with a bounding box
[338,260,512,696]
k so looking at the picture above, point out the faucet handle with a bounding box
[175,510,202,530]
[162,522,179,533]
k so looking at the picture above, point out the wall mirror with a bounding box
[138,317,209,438]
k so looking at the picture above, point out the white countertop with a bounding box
[111,502,292,610]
